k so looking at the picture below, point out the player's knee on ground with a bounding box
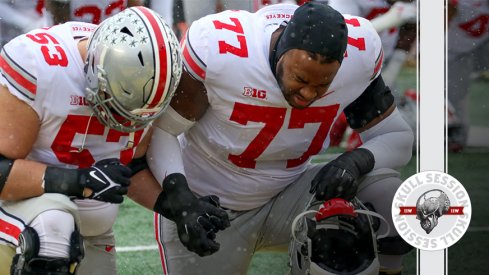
[357,172,414,270]
[10,210,84,275]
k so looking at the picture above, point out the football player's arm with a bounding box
[370,1,416,33]
[148,68,209,183]
[311,75,413,201]
[145,71,230,256]
[0,84,131,203]
[0,84,46,200]
[127,128,163,210]
[347,75,414,170]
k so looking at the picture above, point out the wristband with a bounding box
[43,166,84,197]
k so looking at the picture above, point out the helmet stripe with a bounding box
[134,7,169,109]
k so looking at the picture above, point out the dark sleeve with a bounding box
[173,0,186,24]
[344,75,395,129]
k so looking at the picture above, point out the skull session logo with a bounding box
[391,171,471,250]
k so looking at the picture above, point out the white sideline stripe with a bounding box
[117,245,158,252]
[116,227,489,253]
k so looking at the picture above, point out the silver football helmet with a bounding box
[85,6,182,132]
[289,198,390,275]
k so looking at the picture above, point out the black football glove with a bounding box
[44,158,131,204]
[80,158,131,203]
[310,148,375,201]
[153,173,231,257]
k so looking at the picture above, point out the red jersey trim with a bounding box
[0,50,37,101]
[182,33,206,82]
[371,48,384,80]
[0,208,25,247]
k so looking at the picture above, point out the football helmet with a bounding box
[289,198,390,275]
[85,6,182,132]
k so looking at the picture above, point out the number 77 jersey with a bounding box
[180,4,383,210]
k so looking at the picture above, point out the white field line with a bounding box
[116,226,489,253]
[117,245,158,252]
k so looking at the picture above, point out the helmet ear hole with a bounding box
[120,26,133,36]
[137,51,144,66]
[90,55,95,73]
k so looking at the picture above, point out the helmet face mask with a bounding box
[289,198,384,275]
[85,6,182,132]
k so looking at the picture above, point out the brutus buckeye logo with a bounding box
[392,171,471,250]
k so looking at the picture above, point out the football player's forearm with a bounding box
[127,168,162,211]
[359,108,414,170]
[0,159,46,200]
[0,158,99,201]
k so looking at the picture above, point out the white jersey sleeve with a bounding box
[333,14,384,100]
[327,0,361,15]
[1,32,47,117]
[329,0,400,60]
[1,23,95,120]
[181,16,213,82]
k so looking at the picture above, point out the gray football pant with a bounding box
[155,166,402,275]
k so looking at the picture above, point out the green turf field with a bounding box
[114,67,489,274]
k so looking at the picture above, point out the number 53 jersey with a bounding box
[181,4,383,210]
[0,22,146,169]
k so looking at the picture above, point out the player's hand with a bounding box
[175,195,230,256]
[153,173,231,257]
[390,1,416,24]
[79,158,131,203]
[310,148,375,201]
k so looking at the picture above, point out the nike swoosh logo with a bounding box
[319,90,335,99]
[89,170,106,184]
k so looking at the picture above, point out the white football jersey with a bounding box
[328,0,399,60]
[447,0,489,60]
[251,0,300,11]
[181,4,383,210]
[70,0,129,24]
[0,22,147,169]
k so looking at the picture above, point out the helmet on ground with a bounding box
[289,198,389,275]
[85,6,182,132]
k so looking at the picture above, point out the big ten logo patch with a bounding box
[243,87,267,100]
[392,171,471,251]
